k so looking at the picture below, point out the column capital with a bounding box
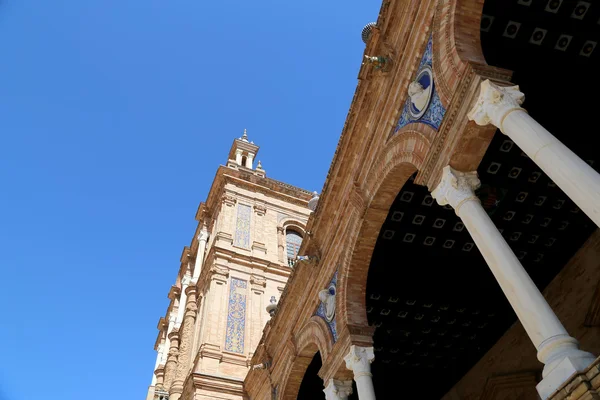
[235,148,243,155]
[167,328,180,341]
[431,166,481,215]
[323,379,353,400]
[468,79,525,130]
[344,345,374,377]
[197,229,209,243]
[180,274,192,287]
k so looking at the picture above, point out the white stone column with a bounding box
[175,275,191,328]
[344,346,376,400]
[192,229,208,282]
[235,149,243,166]
[151,342,164,385]
[432,165,595,399]
[469,79,600,228]
[324,379,353,400]
[246,152,255,169]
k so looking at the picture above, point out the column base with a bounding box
[546,357,600,400]
[538,352,597,399]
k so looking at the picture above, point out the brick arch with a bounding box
[431,0,489,105]
[279,316,334,400]
[337,132,428,336]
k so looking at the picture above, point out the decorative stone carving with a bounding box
[468,79,525,130]
[222,194,237,207]
[318,285,336,322]
[344,346,376,400]
[253,204,267,216]
[209,265,229,281]
[431,166,481,215]
[323,379,353,400]
[408,66,434,119]
[250,274,267,289]
[344,346,375,378]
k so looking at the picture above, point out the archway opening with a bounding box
[296,352,323,399]
[364,160,593,397]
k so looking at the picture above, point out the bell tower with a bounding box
[146,130,314,400]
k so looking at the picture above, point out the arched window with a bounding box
[241,155,247,167]
[285,230,303,263]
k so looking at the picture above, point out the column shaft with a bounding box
[170,286,198,400]
[162,330,180,390]
[469,79,600,227]
[432,166,594,399]
[175,276,191,327]
[502,111,600,226]
[192,230,208,282]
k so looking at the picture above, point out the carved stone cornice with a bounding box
[250,274,267,291]
[254,204,267,216]
[209,265,229,282]
[168,285,181,300]
[222,194,237,207]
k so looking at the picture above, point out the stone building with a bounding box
[147,0,600,398]
[146,132,314,400]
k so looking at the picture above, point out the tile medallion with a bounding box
[225,278,247,353]
[234,204,251,249]
[394,34,446,134]
[316,271,338,342]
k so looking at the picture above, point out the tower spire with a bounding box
[241,129,248,142]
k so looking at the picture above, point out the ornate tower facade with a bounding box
[146,131,314,400]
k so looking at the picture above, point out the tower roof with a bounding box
[227,129,260,162]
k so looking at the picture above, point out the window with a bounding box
[285,230,303,262]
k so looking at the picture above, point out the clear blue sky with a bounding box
[0,1,379,399]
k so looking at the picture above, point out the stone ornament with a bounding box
[318,285,336,322]
[468,79,525,131]
[344,345,375,378]
[431,166,481,215]
[197,230,209,242]
[408,66,433,119]
[323,379,353,400]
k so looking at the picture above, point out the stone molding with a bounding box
[208,265,229,282]
[222,194,237,207]
[468,79,525,131]
[253,204,267,216]
[431,165,481,214]
[324,379,353,400]
[344,345,375,378]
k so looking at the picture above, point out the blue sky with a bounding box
[0,1,379,399]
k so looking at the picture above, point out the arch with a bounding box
[337,132,428,335]
[431,0,509,105]
[278,217,306,234]
[279,316,334,400]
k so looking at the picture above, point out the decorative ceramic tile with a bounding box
[315,271,338,342]
[234,204,251,248]
[394,35,447,134]
[225,278,247,353]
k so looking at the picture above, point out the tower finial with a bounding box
[241,129,248,141]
